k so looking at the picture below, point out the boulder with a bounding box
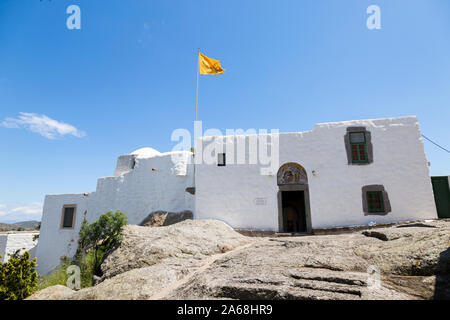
[100,219,254,280]
[357,220,450,276]
[139,210,193,227]
[69,262,194,300]
[27,285,74,300]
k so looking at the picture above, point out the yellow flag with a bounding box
[199,52,225,75]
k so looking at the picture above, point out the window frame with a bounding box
[349,131,369,164]
[60,204,77,229]
[361,185,391,216]
[344,127,373,165]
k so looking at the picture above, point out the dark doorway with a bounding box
[281,191,307,233]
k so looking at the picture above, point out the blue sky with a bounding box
[0,0,449,222]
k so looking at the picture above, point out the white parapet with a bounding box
[0,232,39,263]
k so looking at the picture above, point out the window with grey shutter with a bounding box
[61,206,76,229]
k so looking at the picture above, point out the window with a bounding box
[349,132,368,163]
[61,205,76,229]
[218,153,226,166]
[344,127,373,165]
[362,185,391,215]
[366,191,384,213]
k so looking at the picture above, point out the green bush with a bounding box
[36,211,127,292]
[77,210,128,276]
[36,257,71,291]
[37,254,95,291]
[0,250,38,300]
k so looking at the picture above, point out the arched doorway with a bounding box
[277,162,312,233]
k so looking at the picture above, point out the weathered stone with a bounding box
[28,219,450,300]
[139,210,193,227]
[356,220,450,276]
[100,219,254,280]
[70,262,195,300]
[92,275,102,286]
[166,220,449,300]
[27,285,74,300]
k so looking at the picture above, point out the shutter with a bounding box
[431,177,450,218]
[63,207,75,228]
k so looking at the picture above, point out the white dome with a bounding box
[130,147,161,159]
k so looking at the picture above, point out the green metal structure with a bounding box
[431,176,450,218]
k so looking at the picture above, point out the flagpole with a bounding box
[193,49,200,203]
[195,48,200,122]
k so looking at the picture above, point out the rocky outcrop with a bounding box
[357,221,450,276]
[139,210,193,227]
[28,219,450,300]
[100,220,253,280]
[163,236,409,300]
[29,285,74,300]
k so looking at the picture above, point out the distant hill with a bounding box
[0,220,40,232]
[14,221,40,229]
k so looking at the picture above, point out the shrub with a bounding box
[77,210,128,276]
[0,250,38,300]
[37,254,95,291]
[36,211,127,292]
[36,257,71,291]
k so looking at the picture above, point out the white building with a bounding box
[0,232,39,263]
[35,116,438,274]
[35,149,194,274]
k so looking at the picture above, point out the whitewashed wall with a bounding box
[36,150,194,274]
[195,116,438,230]
[35,194,88,273]
[0,235,7,262]
[88,151,194,225]
[0,233,39,263]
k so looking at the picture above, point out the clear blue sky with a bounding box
[0,0,449,222]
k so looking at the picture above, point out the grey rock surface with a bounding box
[139,210,193,227]
[28,285,74,300]
[100,219,254,280]
[358,221,450,276]
[28,219,450,300]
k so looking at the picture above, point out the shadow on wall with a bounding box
[433,247,450,300]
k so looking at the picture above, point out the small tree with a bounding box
[0,250,38,300]
[77,211,127,276]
